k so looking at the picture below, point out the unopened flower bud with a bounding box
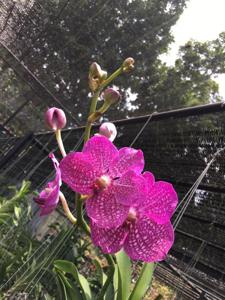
[99,122,117,142]
[89,62,107,92]
[103,88,121,105]
[45,107,66,131]
[122,57,135,72]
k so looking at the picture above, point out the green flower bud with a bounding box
[89,62,107,92]
[122,57,135,72]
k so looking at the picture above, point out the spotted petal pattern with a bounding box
[91,221,129,253]
[142,181,178,224]
[142,171,155,188]
[83,135,118,174]
[114,170,148,206]
[109,147,144,178]
[58,134,178,262]
[124,217,174,262]
[60,152,99,195]
[86,186,130,229]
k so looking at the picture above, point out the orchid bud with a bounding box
[89,62,107,92]
[45,107,67,131]
[122,57,135,72]
[99,122,117,142]
[103,88,121,106]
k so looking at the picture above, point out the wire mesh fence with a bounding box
[1,0,225,298]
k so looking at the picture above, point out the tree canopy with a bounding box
[1,0,225,135]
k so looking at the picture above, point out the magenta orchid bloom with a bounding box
[34,153,61,216]
[59,135,147,229]
[91,171,178,262]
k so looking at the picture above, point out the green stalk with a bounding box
[75,194,90,236]
[83,89,101,143]
[100,66,123,89]
[97,254,115,300]
[83,66,123,144]
[76,64,124,295]
[55,129,66,157]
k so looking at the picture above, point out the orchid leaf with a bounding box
[56,269,82,300]
[115,250,131,300]
[129,263,154,300]
[105,282,115,300]
[54,260,92,300]
[99,263,118,299]
[93,258,107,287]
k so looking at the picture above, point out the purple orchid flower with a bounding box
[34,153,61,216]
[90,171,178,262]
[59,135,147,229]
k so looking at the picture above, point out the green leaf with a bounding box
[54,260,92,300]
[57,272,69,300]
[93,258,107,287]
[105,282,115,300]
[113,264,119,300]
[56,270,82,300]
[0,181,30,217]
[14,205,21,220]
[115,250,131,300]
[0,213,11,223]
[129,263,154,300]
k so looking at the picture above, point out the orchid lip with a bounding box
[34,197,45,205]
[127,207,137,222]
[94,175,111,190]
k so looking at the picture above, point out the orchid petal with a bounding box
[109,147,144,178]
[35,154,61,216]
[114,170,148,206]
[60,152,99,194]
[142,181,178,224]
[91,221,128,253]
[86,186,129,229]
[83,135,118,174]
[124,217,174,262]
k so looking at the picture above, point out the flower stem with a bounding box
[59,192,77,224]
[97,254,115,300]
[55,129,66,157]
[84,90,101,143]
[77,64,123,290]
[76,194,90,236]
[100,66,123,90]
[83,65,123,144]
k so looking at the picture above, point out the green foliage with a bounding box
[54,260,92,300]
[150,34,225,112]
[52,252,154,300]
[129,263,154,300]
[0,181,36,297]
[2,0,225,136]
[115,250,131,300]
[0,181,30,224]
[93,258,107,287]
[0,181,77,299]
[1,0,186,134]
[0,175,155,300]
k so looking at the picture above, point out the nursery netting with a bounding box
[1,107,225,299]
[1,0,225,299]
